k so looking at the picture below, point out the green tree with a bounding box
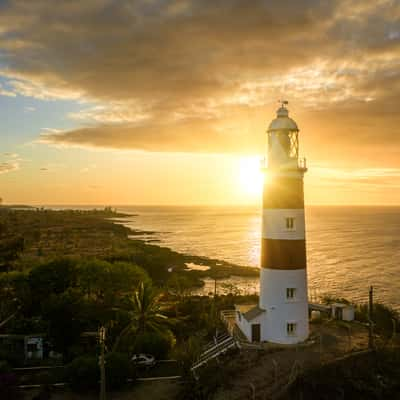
[113,281,170,351]
[41,289,85,361]
[0,271,32,331]
[28,258,77,306]
[0,236,24,273]
[77,259,109,300]
[173,336,202,374]
[77,260,149,305]
[134,330,175,359]
[66,356,99,392]
[105,352,133,390]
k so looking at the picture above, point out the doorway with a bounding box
[334,307,343,320]
[251,324,261,342]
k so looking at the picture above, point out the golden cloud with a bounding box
[0,0,399,162]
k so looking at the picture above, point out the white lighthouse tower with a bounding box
[259,101,308,344]
[235,101,308,344]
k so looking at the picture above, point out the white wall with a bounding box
[262,209,305,240]
[236,312,251,341]
[235,311,265,342]
[342,307,355,321]
[259,268,309,344]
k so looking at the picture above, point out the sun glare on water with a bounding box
[238,157,265,197]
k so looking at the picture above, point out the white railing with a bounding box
[191,336,237,371]
[298,157,307,170]
[260,157,307,171]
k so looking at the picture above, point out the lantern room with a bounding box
[267,101,300,170]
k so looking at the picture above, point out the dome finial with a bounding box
[268,100,298,131]
[276,99,289,118]
[278,99,288,108]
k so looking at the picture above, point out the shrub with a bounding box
[133,331,175,359]
[173,336,203,374]
[0,361,20,399]
[0,349,24,368]
[105,352,133,390]
[66,356,99,392]
[322,295,351,305]
[356,303,399,338]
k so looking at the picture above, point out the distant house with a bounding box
[0,334,45,361]
[331,303,355,321]
[0,331,99,364]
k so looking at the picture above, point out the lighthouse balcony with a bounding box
[260,157,307,172]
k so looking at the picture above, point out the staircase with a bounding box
[191,333,238,371]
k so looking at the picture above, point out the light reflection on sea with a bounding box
[117,206,400,309]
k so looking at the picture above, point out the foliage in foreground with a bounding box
[0,258,151,362]
[66,356,99,392]
[0,360,20,399]
[284,348,400,400]
[356,303,399,338]
[105,352,133,390]
[65,352,133,392]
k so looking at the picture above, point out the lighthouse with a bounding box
[235,101,308,344]
[259,101,308,344]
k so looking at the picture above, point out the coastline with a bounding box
[5,206,399,308]
[0,206,259,291]
[112,213,260,290]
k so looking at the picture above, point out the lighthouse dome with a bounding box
[268,105,298,132]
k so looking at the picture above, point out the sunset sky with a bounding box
[0,0,400,205]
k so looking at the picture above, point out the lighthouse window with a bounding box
[286,288,296,299]
[285,217,295,230]
[287,323,297,336]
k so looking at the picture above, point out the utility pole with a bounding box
[214,277,218,338]
[368,286,374,350]
[99,326,106,400]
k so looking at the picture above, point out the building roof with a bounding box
[236,304,266,322]
[331,303,354,309]
[235,304,256,313]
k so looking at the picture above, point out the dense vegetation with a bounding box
[0,207,257,284]
[0,207,258,395]
[1,207,399,399]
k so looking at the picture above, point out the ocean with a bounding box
[115,205,400,309]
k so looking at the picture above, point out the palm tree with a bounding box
[113,281,169,351]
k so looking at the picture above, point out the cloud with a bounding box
[0,0,399,161]
[0,161,19,174]
[3,76,83,101]
[0,153,24,174]
[80,164,97,173]
[0,83,16,97]
[68,103,150,124]
[311,166,400,184]
[39,115,263,154]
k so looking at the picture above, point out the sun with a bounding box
[237,156,265,197]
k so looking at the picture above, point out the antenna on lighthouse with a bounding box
[278,99,288,108]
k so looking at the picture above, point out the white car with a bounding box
[131,353,156,367]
